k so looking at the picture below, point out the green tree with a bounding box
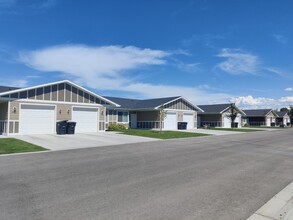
[159,105,167,133]
[288,106,293,123]
[226,103,238,128]
[280,107,289,112]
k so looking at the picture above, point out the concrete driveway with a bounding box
[15,132,159,151]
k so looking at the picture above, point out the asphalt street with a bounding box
[0,129,293,220]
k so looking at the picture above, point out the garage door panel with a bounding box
[164,112,177,130]
[19,105,55,135]
[183,113,194,129]
[72,107,98,133]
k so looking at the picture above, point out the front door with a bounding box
[130,114,137,128]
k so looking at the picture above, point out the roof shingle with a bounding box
[197,103,231,113]
[0,86,20,93]
[243,109,272,117]
[103,96,181,110]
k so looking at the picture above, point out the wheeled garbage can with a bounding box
[56,120,68,135]
[178,122,188,130]
[67,122,77,134]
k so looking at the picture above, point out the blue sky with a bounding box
[0,0,292,108]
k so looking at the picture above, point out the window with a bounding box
[106,110,109,122]
[118,111,128,122]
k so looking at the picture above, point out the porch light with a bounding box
[67,109,70,114]
[59,109,62,114]
[12,107,17,114]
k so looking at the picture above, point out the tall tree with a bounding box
[280,107,289,112]
[159,105,167,133]
[288,106,293,123]
[226,103,238,128]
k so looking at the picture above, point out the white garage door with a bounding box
[164,112,177,130]
[266,118,271,126]
[223,116,231,128]
[19,104,56,135]
[72,107,98,133]
[183,113,194,129]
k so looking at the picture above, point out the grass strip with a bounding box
[0,138,47,155]
[118,129,210,139]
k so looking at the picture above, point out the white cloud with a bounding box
[121,83,232,104]
[19,44,170,89]
[285,88,293,91]
[232,95,275,109]
[1,79,28,88]
[232,95,293,109]
[216,48,259,75]
[279,96,293,103]
[19,44,234,105]
[0,0,55,9]
[177,62,200,73]
[273,34,288,44]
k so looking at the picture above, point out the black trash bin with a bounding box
[231,122,238,128]
[56,120,68,135]
[178,122,187,130]
[67,122,77,134]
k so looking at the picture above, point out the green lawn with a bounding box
[0,138,47,155]
[118,129,210,139]
[209,128,261,132]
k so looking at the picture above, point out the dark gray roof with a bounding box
[104,96,181,110]
[276,111,287,117]
[197,103,231,113]
[243,109,272,117]
[0,86,20,93]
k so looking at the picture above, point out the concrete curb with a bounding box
[247,181,293,220]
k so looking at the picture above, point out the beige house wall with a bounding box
[164,99,197,111]
[265,112,276,123]
[177,112,183,122]
[1,82,111,105]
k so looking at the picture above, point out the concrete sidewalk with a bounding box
[247,181,293,220]
[15,132,159,151]
[186,128,245,135]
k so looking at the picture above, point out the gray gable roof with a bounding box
[197,103,231,113]
[0,86,20,93]
[276,111,288,117]
[243,109,272,117]
[103,96,181,110]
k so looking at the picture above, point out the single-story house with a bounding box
[197,103,244,128]
[275,111,291,126]
[103,96,203,130]
[242,109,277,126]
[0,80,119,135]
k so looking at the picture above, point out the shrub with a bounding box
[243,123,249,127]
[107,123,126,131]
